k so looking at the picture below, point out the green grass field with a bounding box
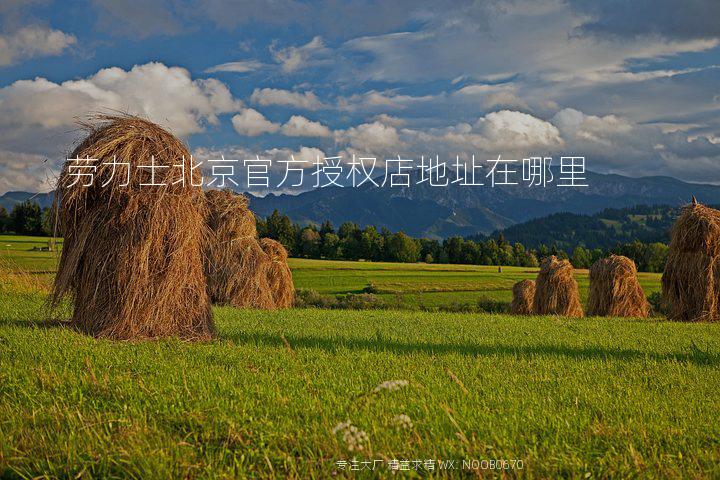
[1,235,718,478]
[0,235,663,309]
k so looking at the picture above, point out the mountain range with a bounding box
[3,170,720,239]
[247,170,720,238]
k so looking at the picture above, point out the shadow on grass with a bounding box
[222,330,720,366]
[0,319,69,329]
[2,317,717,367]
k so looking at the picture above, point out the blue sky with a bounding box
[0,0,719,194]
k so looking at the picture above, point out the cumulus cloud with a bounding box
[475,110,563,150]
[204,60,265,73]
[231,108,280,136]
[335,121,404,153]
[281,115,332,137]
[231,110,331,137]
[0,25,76,66]
[454,83,529,110]
[251,88,325,110]
[0,62,241,155]
[552,108,633,146]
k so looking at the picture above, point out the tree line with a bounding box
[0,201,54,236]
[1,201,669,273]
[257,209,669,272]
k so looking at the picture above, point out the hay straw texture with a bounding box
[52,115,214,340]
[533,256,584,317]
[260,238,295,308]
[587,255,649,317]
[204,190,276,309]
[510,279,535,315]
[662,202,720,322]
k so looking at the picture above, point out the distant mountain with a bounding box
[0,191,54,212]
[469,204,695,250]
[248,171,720,238]
[4,170,720,239]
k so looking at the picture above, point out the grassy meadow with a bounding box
[0,235,663,310]
[1,234,719,478]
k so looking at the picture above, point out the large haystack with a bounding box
[52,115,214,340]
[587,255,649,317]
[260,238,295,308]
[533,256,583,317]
[510,279,535,315]
[662,201,720,321]
[204,190,275,309]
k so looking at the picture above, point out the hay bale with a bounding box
[204,189,275,309]
[51,115,214,340]
[533,256,583,317]
[260,238,295,308]
[510,279,535,315]
[587,255,649,317]
[662,202,720,321]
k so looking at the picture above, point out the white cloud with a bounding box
[271,36,328,73]
[0,62,242,156]
[281,115,332,137]
[552,108,633,146]
[231,110,331,138]
[231,108,280,136]
[344,0,717,86]
[0,25,76,66]
[0,150,56,194]
[0,62,240,134]
[372,114,406,127]
[204,60,265,73]
[338,89,437,112]
[251,88,325,110]
[475,110,563,150]
[335,121,404,153]
[454,83,528,110]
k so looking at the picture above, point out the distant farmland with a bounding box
[1,235,662,310]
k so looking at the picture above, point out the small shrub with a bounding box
[294,289,388,310]
[294,289,339,309]
[338,293,388,310]
[362,282,380,294]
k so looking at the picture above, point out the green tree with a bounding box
[10,201,43,235]
[321,233,340,259]
[386,232,420,263]
[319,220,334,237]
[300,227,321,257]
[265,210,296,254]
[360,226,384,261]
[571,246,592,269]
[42,207,56,236]
[0,206,8,233]
[443,237,464,264]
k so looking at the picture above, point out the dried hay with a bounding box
[533,256,583,317]
[662,201,720,321]
[260,238,295,308]
[51,114,214,340]
[510,279,535,315]
[204,189,275,309]
[587,255,649,317]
